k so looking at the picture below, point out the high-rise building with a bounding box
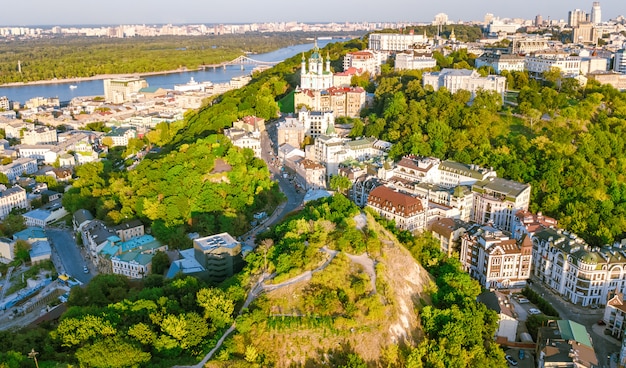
[590,1,601,25]
[568,9,588,27]
[535,14,543,27]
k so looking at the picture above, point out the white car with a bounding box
[528,308,542,315]
[518,297,530,304]
[83,266,89,274]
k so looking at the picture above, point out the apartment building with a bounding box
[311,135,389,177]
[224,128,262,158]
[429,217,468,256]
[294,158,326,190]
[0,185,28,219]
[103,77,148,104]
[526,52,582,78]
[475,53,526,73]
[343,50,383,75]
[294,86,367,118]
[472,177,531,232]
[0,157,38,182]
[532,227,626,307]
[422,69,507,99]
[367,185,427,232]
[394,51,437,71]
[105,127,137,147]
[615,49,626,74]
[368,33,429,52]
[460,225,533,288]
[603,293,626,340]
[21,126,57,145]
[113,219,145,242]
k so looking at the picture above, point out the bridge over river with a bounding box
[200,55,283,70]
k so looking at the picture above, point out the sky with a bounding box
[0,0,623,27]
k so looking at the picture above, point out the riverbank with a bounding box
[0,67,198,88]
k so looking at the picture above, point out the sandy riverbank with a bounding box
[0,67,194,87]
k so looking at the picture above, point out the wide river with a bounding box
[0,38,345,105]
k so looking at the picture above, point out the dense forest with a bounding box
[0,32,355,84]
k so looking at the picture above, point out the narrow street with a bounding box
[529,278,619,368]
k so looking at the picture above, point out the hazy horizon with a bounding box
[0,0,623,27]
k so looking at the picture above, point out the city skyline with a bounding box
[0,0,623,27]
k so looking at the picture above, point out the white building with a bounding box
[311,136,389,177]
[475,53,526,73]
[532,227,626,307]
[590,2,601,25]
[21,126,57,145]
[0,185,28,219]
[368,33,429,52]
[525,52,582,78]
[224,129,262,158]
[105,127,137,147]
[0,157,38,182]
[343,50,383,75]
[394,51,437,71]
[422,69,507,100]
[615,49,626,74]
[471,177,531,232]
[460,225,533,288]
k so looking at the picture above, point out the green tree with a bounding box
[196,288,234,329]
[329,175,352,195]
[151,251,170,275]
[75,338,150,368]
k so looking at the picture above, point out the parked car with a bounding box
[505,354,518,366]
[518,297,530,304]
[83,266,89,274]
[528,308,542,315]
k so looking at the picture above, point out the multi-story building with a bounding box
[429,217,468,257]
[588,71,626,91]
[590,2,602,25]
[0,96,10,111]
[536,320,598,368]
[343,50,383,75]
[192,233,244,283]
[525,52,582,78]
[604,292,626,339]
[460,225,533,288]
[3,121,34,139]
[294,86,367,118]
[422,69,507,100]
[311,135,389,177]
[568,9,589,27]
[113,219,144,242]
[509,37,550,54]
[103,77,148,104]
[276,115,307,148]
[21,126,57,145]
[475,53,526,73]
[394,51,437,71]
[573,22,599,45]
[438,160,497,188]
[532,227,626,307]
[224,128,262,158]
[368,33,429,52]
[300,41,333,91]
[103,235,166,278]
[105,127,137,147]
[0,157,38,182]
[294,158,326,190]
[472,177,531,232]
[0,185,28,219]
[615,49,626,74]
[367,185,427,232]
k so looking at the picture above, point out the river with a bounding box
[0,38,345,105]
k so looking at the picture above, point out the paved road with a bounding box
[46,228,93,284]
[529,278,617,368]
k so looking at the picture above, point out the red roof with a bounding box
[367,186,424,217]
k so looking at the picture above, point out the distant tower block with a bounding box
[18,60,21,73]
[591,1,601,25]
